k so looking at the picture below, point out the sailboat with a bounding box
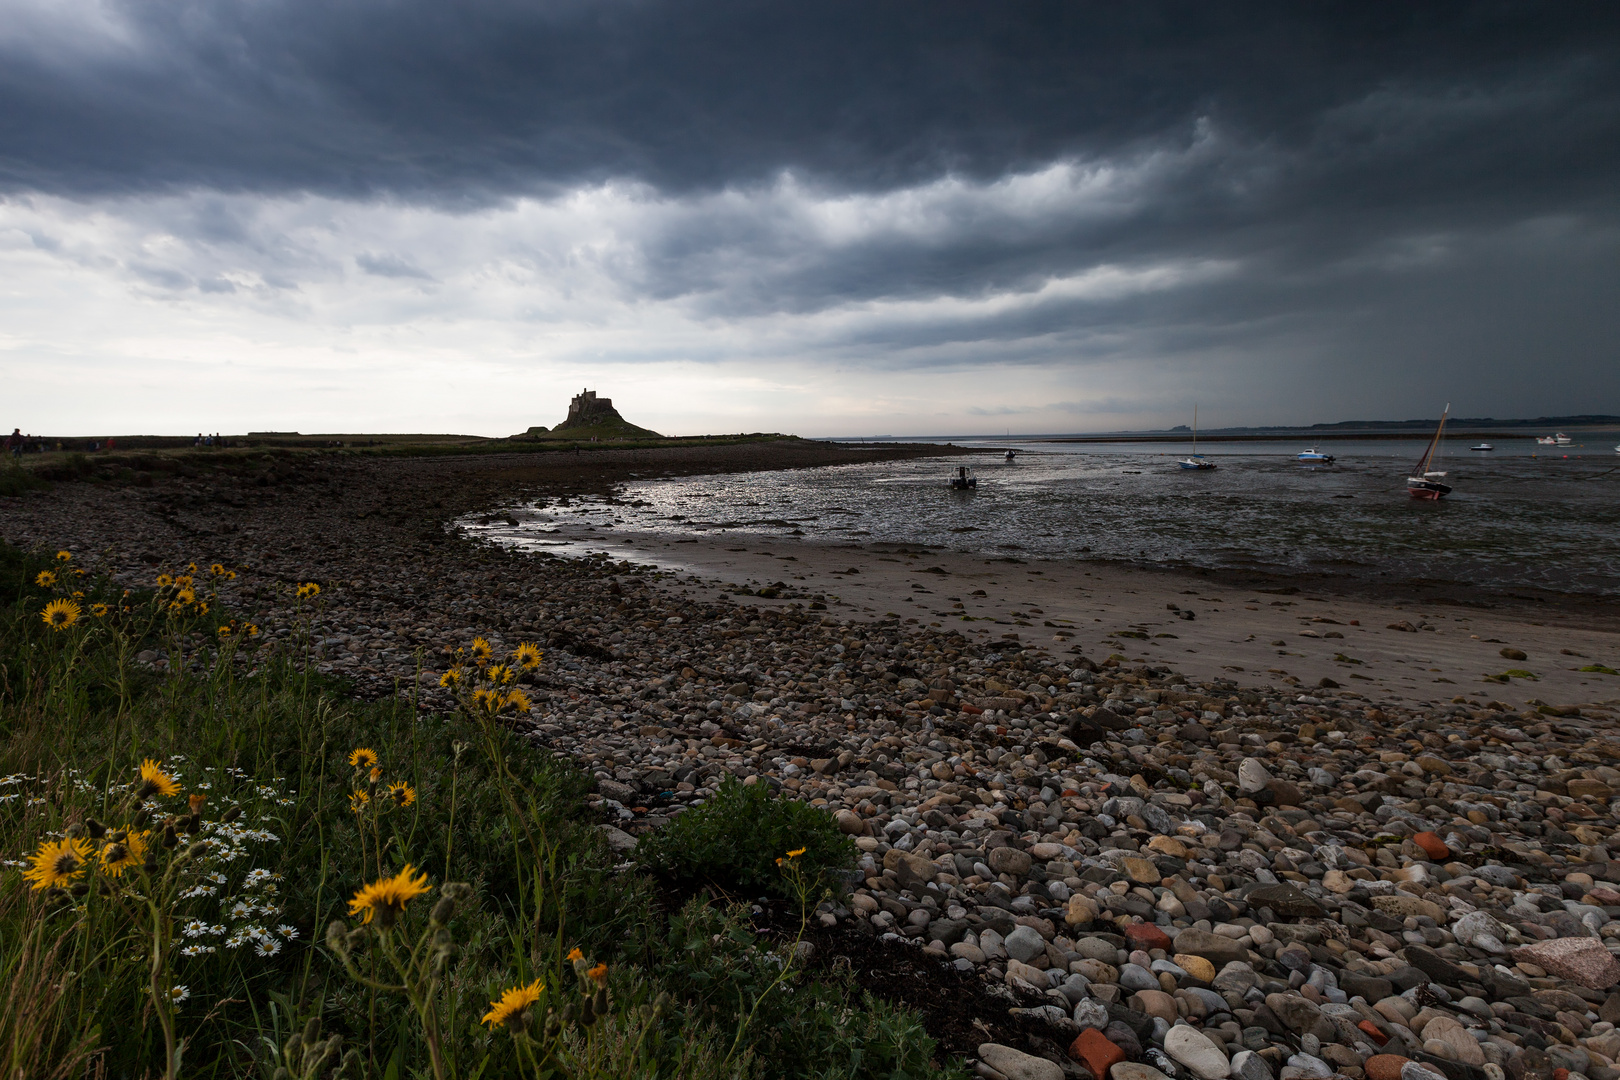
[1178,405,1216,470]
[1407,404,1453,500]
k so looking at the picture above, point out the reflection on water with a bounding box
[466,437,1620,597]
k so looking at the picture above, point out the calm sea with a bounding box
[467,435,1620,599]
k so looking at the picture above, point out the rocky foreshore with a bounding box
[7,448,1620,1080]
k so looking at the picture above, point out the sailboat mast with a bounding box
[1414,403,1450,474]
[1193,404,1197,455]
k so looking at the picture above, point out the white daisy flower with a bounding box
[277,924,299,940]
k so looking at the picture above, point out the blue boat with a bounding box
[1298,447,1335,464]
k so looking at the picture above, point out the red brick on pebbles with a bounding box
[1125,922,1174,951]
[1365,1055,1412,1080]
[1070,1028,1127,1079]
[1510,938,1620,990]
[1358,1021,1389,1046]
[1412,831,1450,860]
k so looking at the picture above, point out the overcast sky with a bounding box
[3,1,1617,437]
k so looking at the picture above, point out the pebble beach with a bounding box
[8,442,1620,1080]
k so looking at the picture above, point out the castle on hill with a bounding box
[514,388,662,440]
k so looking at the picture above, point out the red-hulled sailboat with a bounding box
[1407,403,1453,500]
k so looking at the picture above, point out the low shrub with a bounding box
[638,775,857,898]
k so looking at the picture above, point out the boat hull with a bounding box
[1178,459,1216,470]
[1406,477,1452,499]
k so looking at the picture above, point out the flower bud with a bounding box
[184,812,201,835]
[71,882,90,897]
[134,807,152,827]
[86,818,107,839]
[65,822,86,839]
[283,1033,303,1064]
[161,824,179,849]
[593,987,608,1016]
[325,920,348,955]
[302,1016,321,1045]
[430,896,455,926]
[221,805,242,823]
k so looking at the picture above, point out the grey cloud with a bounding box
[356,252,434,280]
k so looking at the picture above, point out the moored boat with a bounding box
[1298,447,1334,463]
[1537,433,1573,445]
[949,466,977,489]
[1407,404,1453,500]
[1178,405,1217,470]
[1469,443,1493,451]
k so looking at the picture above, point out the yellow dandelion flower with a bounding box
[481,979,543,1030]
[349,789,370,813]
[472,688,498,712]
[587,962,608,988]
[210,563,225,576]
[176,588,196,605]
[348,748,379,769]
[566,947,584,962]
[100,830,150,877]
[176,575,194,589]
[41,599,80,630]
[503,689,532,713]
[387,781,416,808]
[186,563,198,573]
[225,570,237,580]
[22,837,93,890]
[244,624,259,637]
[195,601,209,615]
[303,582,321,598]
[786,847,806,858]
[35,570,57,588]
[217,625,233,637]
[470,636,492,658]
[348,864,431,927]
[55,550,72,562]
[188,793,207,814]
[438,669,461,688]
[156,574,174,587]
[91,603,109,617]
[513,642,543,670]
[369,765,382,783]
[138,759,181,798]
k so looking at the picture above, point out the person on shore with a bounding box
[6,428,21,459]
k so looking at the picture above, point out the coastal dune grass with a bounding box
[0,542,961,1079]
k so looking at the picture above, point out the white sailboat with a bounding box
[1407,404,1453,500]
[1178,405,1216,470]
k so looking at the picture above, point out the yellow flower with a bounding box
[90,603,109,617]
[210,563,225,576]
[438,669,461,688]
[195,601,209,615]
[41,599,80,630]
[587,962,608,988]
[244,624,259,637]
[487,663,509,684]
[138,759,181,798]
[188,793,207,814]
[176,588,196,605]
[472,688,498,712]
[566,947,584,962]
[225,570,237,580]
[35,570,56,588]
[503,689,531,713]
[387,782,416,808]
[21,837,93,890]
[349,789,369,813]
[369,765,382,783]
[297,582,321,599]
[470,637,493,660]
[217,625,233,637]
[513,642,543,670]
[55,550,72,562]
[100,830,150,877]
[786,847,806,858]
[481,979,542,1030]
[186,563,198,573]
[176,575,194,589]
[156,574,174,587]
[348,864,431,927]
[348,748,379,769]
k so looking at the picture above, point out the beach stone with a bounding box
[1287,1053,1333,1079]
[1131,989,1179,1023]
[1122,857,1163,885]
[979,1043,1065,1080]
[1005,925,1047,963]
[1402,1063,1449,1080]
[1120,964,1160,992]
[1164,1025,1231,1079]
[1373,895,1446,921]
[1067,894,1099,926]
[990,846,1033,877]
[1030,842,1067,861]
[1230,1050,1273,1080]
[1149,835,1194,859]
[1421,1017,1486,1066]
[1368,1056,1415,1080]
[1265,992,1325,1036]
[835,809,867,835]
[1114,1066,1174,1080]
[1077,937,1122,962]
[1413,832,1451,861]
[1074,999,1112,1030]
[1126,923,1174,951]
[1238,759,1272,793]
[951,941,986,963]
[1175,954,1217,983]
[1174,928,1249,966]
[1247,883,1323,919]
[1006,958,1047,990]
[1511,940,1620,990]
[883,849,940,892]
[1452,911,1510,954]
[1071,1028,1128,1079]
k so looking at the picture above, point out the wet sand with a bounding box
[497,524,1620,709]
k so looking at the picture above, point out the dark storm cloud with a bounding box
[2,0,1616,208]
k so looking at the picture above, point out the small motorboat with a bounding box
[1298,447,1335,464]
[1469,443,1493,452]
[1407,404,1454,500]
[1004,449,1016,462]
[1536,433,1573,445]
[950,466,977,490]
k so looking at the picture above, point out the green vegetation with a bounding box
[638,776,857,899]
[0,542,959,1079]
